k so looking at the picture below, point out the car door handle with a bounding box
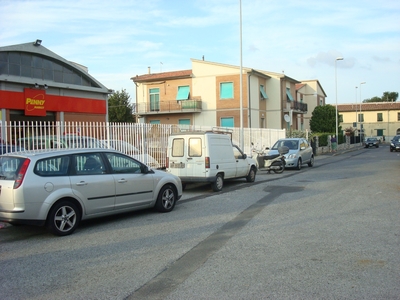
[76,181,87,186]
[117,179,127,183]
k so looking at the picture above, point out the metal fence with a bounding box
[0,121,286,168]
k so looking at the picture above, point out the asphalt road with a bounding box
[1,145,399,300]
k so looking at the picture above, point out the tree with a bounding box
[309,104,340,133]
[363,91,398,103]
[107,89,135,122]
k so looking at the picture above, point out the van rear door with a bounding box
[168,137,188,178]
[186,137,204,178]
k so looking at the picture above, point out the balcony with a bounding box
[137,100,202,115]
[291,101,308,113]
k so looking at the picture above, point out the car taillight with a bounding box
[166,157,169,168]
[14,159,30,189]
[205,157,210,169]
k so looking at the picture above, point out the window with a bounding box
[149,88,160,111]
[0,51,100,87]
[220,82,233,99]
[150,120,160,124]
[260,85,268,99]
[358,114,364,122]
[35,156,70,176]
[176,85,190,100]
[74,153,105,175]
[398,112,400,121]
[189,138,202,157]
[221,117,234,127]
[233,145,244,159]
[377,113,383,122]
[172,138,184,157]
[105,152,142,174]
[178,119,190,125]
[286,88,294,102]
[339,115,343,122]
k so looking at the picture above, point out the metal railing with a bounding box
[0,121,286,168]
[136,100,202,114]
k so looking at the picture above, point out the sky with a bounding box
[1,0,399,105]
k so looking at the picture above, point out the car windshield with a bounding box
[272,140,298,150]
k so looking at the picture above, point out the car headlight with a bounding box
[287,153,297,159]
[391,143,395,146]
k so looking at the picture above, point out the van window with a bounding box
[172,138,184,157]
[189,138,202,157]
[233,146,243,159]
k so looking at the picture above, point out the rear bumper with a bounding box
[0,215,45,226]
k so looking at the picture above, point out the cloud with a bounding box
[307,51,356,68]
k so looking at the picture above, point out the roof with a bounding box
[131,70,192,83]
[337,102,400,112]
[0,41,109,93]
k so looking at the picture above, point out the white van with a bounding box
[166,131,257,192]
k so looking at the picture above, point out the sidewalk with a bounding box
[319,145,363,157]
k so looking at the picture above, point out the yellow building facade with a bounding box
[338,102,400,140]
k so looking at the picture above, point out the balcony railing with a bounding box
[137,100,202,115]
[291,101,308,113]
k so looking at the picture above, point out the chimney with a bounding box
[148,66,151,74]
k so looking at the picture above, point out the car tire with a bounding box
[212,174,223,192]
[246,166,257,182]
[46,200,81,236]
[390,148,393,152]
[308,155,314,167]
[155,184,177,213]
[296,158,302,170]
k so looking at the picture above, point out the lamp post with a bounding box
[359,82,366,143]
[239,0,244,150]
[335,57,344,140]
[355,86,358,136]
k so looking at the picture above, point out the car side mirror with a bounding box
[243,154,247,159]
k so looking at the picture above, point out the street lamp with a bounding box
[335,57,344,140]
[359,82,366,143]
[355,86,358,137]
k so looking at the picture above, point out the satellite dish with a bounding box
[284,114,291,123]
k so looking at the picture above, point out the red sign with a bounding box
[24,88,46,116]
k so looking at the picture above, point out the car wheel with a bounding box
[296,158,302,170]
[246,166,257,182]
[308,155,314,167]
[212,174,223,192]
[46,200,81,236]
[155,184,177,213]
[390,148,393,152]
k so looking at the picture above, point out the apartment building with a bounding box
[296,80,327,131]
[338,102,400,139]
[132,59,326,130]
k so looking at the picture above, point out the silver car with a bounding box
[0,149,182,236]
[267,138,314,170]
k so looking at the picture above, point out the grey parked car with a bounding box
[0,149,182,236]
[267,138,314,170]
